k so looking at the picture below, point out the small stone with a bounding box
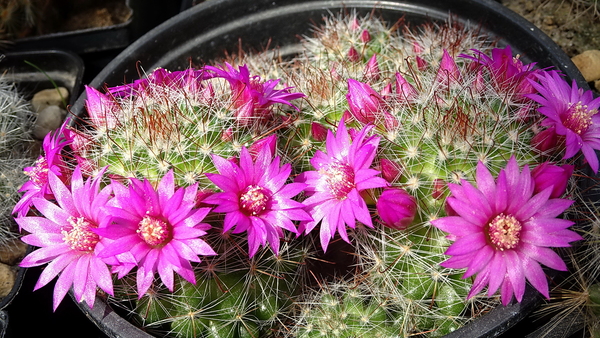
[30,87,69,112]
[571,50,600,82]
[33,105,67,140]
[595,79,600,92]
[0,263,15,298]
[0,239,28,265]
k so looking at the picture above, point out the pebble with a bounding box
[571,50,600,82]
[595,79,600,92]
[30,87,69,112]
[0,263,15,298]
[0,239,28,266]
[33,105,67,140]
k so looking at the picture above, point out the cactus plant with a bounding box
[0,78,36,246]
[13,10,592,338]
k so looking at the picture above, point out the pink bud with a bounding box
[416,56,428,71]
[361,29,371,43]
[249,134,277,159]
[195,189,215,208]
[432,179,446,200]
[348,46,360,62]
[346,78,384,124]
[395,72,418,102]
[377,188,417,230]
[330,65,342,81]
[531,162,574,198]
[383,112,399,132]
[380,158,402,183]
[435,50,461,86]
[380,83,393,101]
[473,69,485,94]
[413,41,424,54]
[531,126,559,154]
[221,128,233,142]
[200,82,215,105]
[85,85,119,129]
[350,18,360,31]
[311,122,328,142]
[364,54,380,81]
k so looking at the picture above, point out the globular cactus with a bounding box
[0,79,35,245]
[17,9,585,338]
[75,65,311,338]
[239,13,560,336]
[113,231,311,338]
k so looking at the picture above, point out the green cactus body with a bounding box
[0,79,36,245]
[239,13,553,337]
[115,231,309,338]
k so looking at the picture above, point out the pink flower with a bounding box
[13,123,71,218]
[346,79,385,124]
[527,70,600,172]
[16,166,114,310]
[531,162,574,198]
[97,170,216,296]
[204,144,311,257]
[107,68,207,98]
[85,86,120,130]
[297,119,388,251]
[205,63,304,123]
[376,188,417,230]
[461,46,540,98]
[431,157,581,305]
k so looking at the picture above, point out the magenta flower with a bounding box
[205,63,304,122]
[107,68,208,98]
[85,85,120,130]
[376,188,417,230]
[461,46,540,98]
[431,157,581,305]
[527,70,600,173]
[97,170,216,296]
[204,145,311,257]
[297,119,388,251]
[13,123,71,218]
[16,166,113,310]
[346,79,385,124]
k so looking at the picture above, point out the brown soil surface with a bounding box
[501,0,600,57]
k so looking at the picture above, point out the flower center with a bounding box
[321,161,355,200]
[487,213,522,251]
[563,102,596,135]
[240,185,271,216]
[137,216,172,247]
[62,216,99,253]
[26,157,49,187]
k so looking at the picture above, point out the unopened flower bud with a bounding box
[377,188,417,230]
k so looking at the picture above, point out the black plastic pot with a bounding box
[0,50,85,106]
[69,0,589,337]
